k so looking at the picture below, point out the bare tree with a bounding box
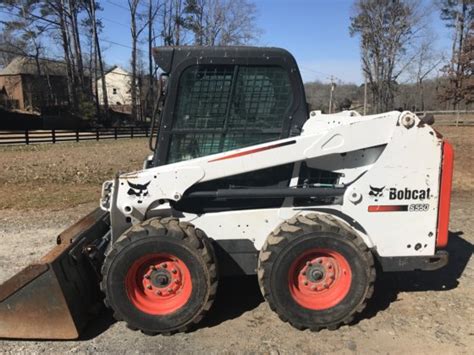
[84,0,109,119]
[67,0,85,93]
[407,34,445,111]
[146,0,160,117]
[128,0,148,120]
[160,0,187,45]
[438,0,473,109]
[350,0,429,113]
[439,23,473,108]
[184,0,260,46]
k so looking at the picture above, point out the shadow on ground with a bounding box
[200,275,264,329]
[357,231,473,323]
[81,231,472,337]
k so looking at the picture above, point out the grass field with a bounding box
[0,139,149,209]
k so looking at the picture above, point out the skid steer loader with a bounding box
[0,46,454,339]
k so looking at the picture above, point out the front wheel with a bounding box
[101,218,217,335]
[258,214,375,331]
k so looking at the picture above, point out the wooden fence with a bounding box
[0,127,149,145]
[416,110,474,126]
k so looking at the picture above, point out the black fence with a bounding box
[0,127,149,145]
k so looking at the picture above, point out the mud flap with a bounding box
[0,208,110,340]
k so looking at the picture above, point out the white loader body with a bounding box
[102,110,448,259]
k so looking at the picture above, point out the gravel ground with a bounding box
[0,129,473,353]
[0,194,472,354]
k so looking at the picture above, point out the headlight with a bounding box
[100,180,114,211]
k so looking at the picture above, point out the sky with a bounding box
[1,0,454,85]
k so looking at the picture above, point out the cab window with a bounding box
[167,64,292,163]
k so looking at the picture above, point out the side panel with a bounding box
[341,119,443,256]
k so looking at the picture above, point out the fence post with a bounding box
[25,129,29,145]
[114,127,117,140]
[145,128,149,137]
[52,129,56,144]
[456,110,460,127]
[76,129,79,142]
[96,127,99,141]
[131,127,134,139]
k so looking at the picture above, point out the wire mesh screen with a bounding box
[229,66,291,129]
[173,66,234,130]
[168,64,292,163]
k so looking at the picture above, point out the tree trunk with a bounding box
[89,0,108,120]
[58,0,76,109]
[68,0,85,94]
[130,1,138,121]
[148,0,154,118]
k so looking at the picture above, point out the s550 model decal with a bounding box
[389,188,431,200]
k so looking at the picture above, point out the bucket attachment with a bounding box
[0,208,110,340]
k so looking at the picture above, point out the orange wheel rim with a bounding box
[125,253,192,315]
[288,248,352,310]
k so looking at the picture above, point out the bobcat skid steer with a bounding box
[0,47,454,339]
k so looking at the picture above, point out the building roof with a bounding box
[0,56,68,76]
[104,66,130,76]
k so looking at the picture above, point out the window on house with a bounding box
[167,64,292,163]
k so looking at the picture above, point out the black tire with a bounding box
[257,213,375,331]
[101,217,218,335]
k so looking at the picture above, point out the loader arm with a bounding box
[106,111,400,238]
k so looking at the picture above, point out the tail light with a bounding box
[436,141,454,248]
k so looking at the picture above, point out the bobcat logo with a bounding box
[127,181,150,203]
[369,185,385,201]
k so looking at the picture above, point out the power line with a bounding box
[101,16,130,28]
[300,66,343,83]
[106,0,130,12]
[1,8,136,52]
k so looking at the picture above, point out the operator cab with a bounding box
[151,46,308,167]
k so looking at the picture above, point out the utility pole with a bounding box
[363,73,368,115]
[328,76,335,113]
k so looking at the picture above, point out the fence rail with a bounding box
[0,127,149,145]
[416,110,474,126]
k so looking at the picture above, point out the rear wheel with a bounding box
[101,218,217,335]
[258,213,375,331]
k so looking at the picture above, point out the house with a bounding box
[96,66,134,112]
[0,57,69,112]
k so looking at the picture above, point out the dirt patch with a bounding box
[438,126,474,195]
[0,139,149,209]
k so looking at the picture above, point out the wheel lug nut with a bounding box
[304,281,308,286]
[146,285,152,290]
[167,288,173,293]
[149,265,156,270]
[156,291,161,295]
[306,261,312,266]
[172,269,177,274]
[162,263,167,268]
[311,285,316,290]
[318,259,323,264]
[144,274,150,279]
